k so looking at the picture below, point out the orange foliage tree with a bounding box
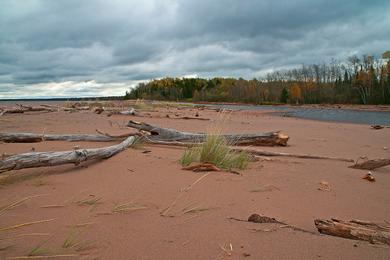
[290,83,302,104]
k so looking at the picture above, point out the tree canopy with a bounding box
[125,52,390,105]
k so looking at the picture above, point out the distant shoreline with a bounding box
[0,96,123,102]
[1,98,390,112]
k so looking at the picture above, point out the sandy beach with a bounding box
[0,103,389,259]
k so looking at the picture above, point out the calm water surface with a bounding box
[1,100,390,125]
[203,104,390,125]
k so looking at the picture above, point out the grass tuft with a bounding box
[62,230,80,249]
[180,135,249,170]
[112,202,147,213]
[76,197,102,206]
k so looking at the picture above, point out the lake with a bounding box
[201,104,390,125]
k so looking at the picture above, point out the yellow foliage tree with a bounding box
[290,83,302,104]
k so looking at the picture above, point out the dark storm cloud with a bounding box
[0,0,389,97]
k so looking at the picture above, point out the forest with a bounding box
[125,51,390,105]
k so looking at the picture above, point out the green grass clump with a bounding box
[180,135,249,170]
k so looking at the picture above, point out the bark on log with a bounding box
[127,120,289,146]
[0,132,120,143]
[0,136,136,173]
[349,158,390,170]
[0,108,25,116]
[314,218,390,245]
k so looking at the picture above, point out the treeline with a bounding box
[125,51,390,104]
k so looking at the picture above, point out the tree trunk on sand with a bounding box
[0,132,121,143]
[349,158,390,170]
[0,136,136,173]
[314,218,390,245]
[127,120,289,146]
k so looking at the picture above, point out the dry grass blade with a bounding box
[71,222,96,228]
[218,242,233,256]
[160,193,184,217]
[6,254,78,259]
[40,205,65,208]
[182,172,211,192]
[0,244,14,251]
[76,197,102,206]
[161,173,211,217]
[112,202,147,213]
[28,245,48,257]
[0,233,51,241]
[0,219,55,232]
[182,203,217,214]
[74,240,97,252]
[250,184,280,193]
[62,230,80,249]
[0,194,47,216]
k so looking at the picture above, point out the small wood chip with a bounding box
[362,172,375,182]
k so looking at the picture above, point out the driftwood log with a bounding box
[315,218,390,245]
[16,104,56,112]
[0,104,56,116]
[0,104,92,116]
[0,132,121,143]
[127,120,289,146]
[0,136,136,173]
[350,158,390,170]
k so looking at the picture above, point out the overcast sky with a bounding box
[1,0,389,98]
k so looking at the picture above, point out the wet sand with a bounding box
[0,104,390,259]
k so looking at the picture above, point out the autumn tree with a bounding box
[290,83,302,104]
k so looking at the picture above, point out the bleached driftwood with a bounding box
[0,132,119,143]
[0,108,24,116]
[0,104,90,115]
[16,104,56,112]
[127,120,289,146]
[0,136,136,173]
[350,158,390,170]
[315,218,390,245]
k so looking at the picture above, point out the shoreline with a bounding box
[2,98,390,112]
[0,102,389,259]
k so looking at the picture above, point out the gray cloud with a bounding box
[0,0,389,98]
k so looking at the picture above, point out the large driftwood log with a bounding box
[0,132,120,143]
[349,158,390,170]
[127,120,289,146]
[314,218,390,245]
[0,136,136,173]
